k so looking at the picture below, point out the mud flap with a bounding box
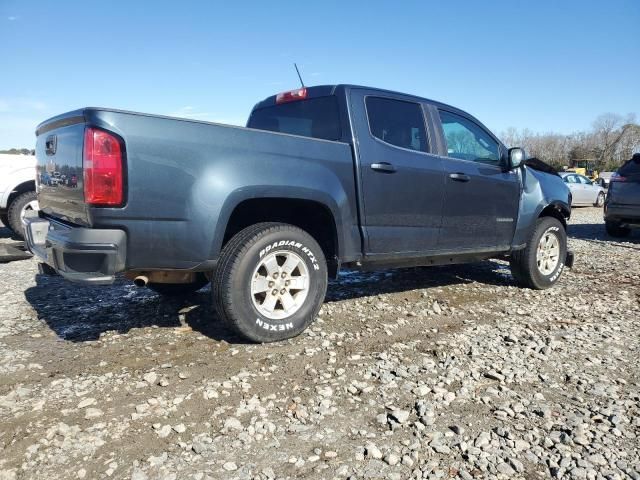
[565,250,575,269]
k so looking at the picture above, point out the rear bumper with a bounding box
[23,213,126,285]
[604,204,640,225]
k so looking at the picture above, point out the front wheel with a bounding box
[7,191,39,240]
[510,217,567,289]
[594,192,605,207]
[212,222,327,343]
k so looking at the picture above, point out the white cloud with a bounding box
[7,16,17,21]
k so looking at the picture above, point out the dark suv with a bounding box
[605,153,640,237]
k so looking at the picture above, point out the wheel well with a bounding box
[223,198,339,276]
[6,181,36,209]
[539,204,568,230]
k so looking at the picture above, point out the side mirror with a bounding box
[509,148,525,169]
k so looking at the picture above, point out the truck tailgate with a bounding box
[35,110,89,225]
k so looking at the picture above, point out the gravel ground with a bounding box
[0,208,638,480]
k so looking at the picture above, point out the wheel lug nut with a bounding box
[273,273,279,279]
[272,289,278,296]
[280,289,286,295]
[268,281,274,288]
[281,272,287,278]
[285,280,290,286]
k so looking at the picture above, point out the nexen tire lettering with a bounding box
[255,319,294,331]
[542,226,564,282]
[549,263,564,282]
[259,240,320,271]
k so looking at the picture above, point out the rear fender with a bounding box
[210,186,347,259]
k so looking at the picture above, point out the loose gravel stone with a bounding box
[0,208,638,479]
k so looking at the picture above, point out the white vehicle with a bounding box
[0,153,38,239]
[559,172,606,207]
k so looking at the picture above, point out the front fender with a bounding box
[511,167,571,248]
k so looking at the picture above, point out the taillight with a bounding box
[276,88,307,104]
[610,172,626,183]
[83,127,124,206]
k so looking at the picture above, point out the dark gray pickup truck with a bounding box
[25,85,573,342]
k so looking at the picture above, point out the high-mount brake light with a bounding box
[83,127,124,206]
[275,88,308,104]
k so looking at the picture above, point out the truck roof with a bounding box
[251,84,469,116]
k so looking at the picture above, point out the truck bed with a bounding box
[35,108,360,270]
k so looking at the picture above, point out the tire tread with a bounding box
[509,216,566,290]
[212,222,326,342]
[7,191,37,239]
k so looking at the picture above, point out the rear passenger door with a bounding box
[434,109,520,251]
[349,89,446,255]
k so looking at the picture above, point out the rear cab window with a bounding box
[247,96,341,141]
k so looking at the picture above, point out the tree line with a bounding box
[0,148,35,155]
[500,113,640,172]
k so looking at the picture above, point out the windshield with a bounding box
[247,96,341,141]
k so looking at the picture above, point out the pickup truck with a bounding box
[24,85,573,342]
[0,153,38,239]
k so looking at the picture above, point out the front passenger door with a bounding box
[435,109,520,251]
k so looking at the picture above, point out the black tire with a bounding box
[0,214,10,230]
[147,274,209,296]
[605,220,631,238]
[594,192,605,207]
[7,191,38,240]
[212,222,327,343]
[509,217,567,290]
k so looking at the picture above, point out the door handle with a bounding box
[449,173,470,182]
[371,162,397,173]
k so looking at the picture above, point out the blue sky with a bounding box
[0,0,638,149]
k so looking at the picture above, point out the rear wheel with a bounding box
[7,191,38,240]
[605,220,631,238]
[212,222,327,343]
[147,274,209,296]
[594,192,605,207]
[510,217,567,289]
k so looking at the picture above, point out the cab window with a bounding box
[365,97,428,152]
[438,110,500,165]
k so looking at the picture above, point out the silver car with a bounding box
[597,171,614,188]
[559,172,606,207]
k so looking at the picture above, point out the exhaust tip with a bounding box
[133,275,148,287]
